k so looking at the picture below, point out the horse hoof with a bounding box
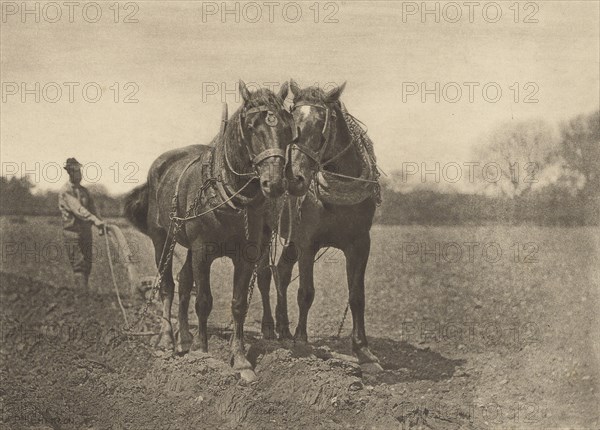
[293,332,308,343]
[262,326,277,340]
[191,337,208,353]
[176,331,193,354]
[239,369,257,383]
[156,331,175,351]
[360,362,384,374]
[278,331,293,340]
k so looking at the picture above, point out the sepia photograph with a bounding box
[1,1,599,428]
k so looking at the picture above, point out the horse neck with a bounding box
[324,105,362,176]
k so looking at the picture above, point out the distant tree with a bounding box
[559,110,600,198]
[0,176,35,215]
[472,119,558,198]
[559,110,600,223]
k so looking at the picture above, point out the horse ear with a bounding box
[281,80,296,112]
[290,79,301,96]
[325,81,346,103]
[278,81,289,99]
[239,80,251,103]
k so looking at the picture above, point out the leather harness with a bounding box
[171,103,291,217]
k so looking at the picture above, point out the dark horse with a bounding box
[257,81,383,372]
[124,81,295,381]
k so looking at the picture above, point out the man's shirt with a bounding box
[58,182,98,232]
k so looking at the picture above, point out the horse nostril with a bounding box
[261,180,270,190]
[295,175,306,185]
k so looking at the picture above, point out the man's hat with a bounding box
[64,157,82,171]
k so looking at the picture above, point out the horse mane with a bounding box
[243,88,284,110]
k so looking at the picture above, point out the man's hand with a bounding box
[93,218,106,234]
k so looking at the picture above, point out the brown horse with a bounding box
[257,81,383,372]
[124,81,295,381]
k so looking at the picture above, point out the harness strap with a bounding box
[220,102,228,136]
[211,143,248,210]
[215,176,245,210]
[252,148,286,165]
[171,155,204,217]
[245,105,271,115]
[217,148,262,210]
[237,105,272,144]
[290,144,321,164]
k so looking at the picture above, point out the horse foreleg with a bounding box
[276,242,297,339]
[231,258,256,382]
[176,249,194,354]
[256,228,275,339]
[257,258,275,339]
[192,252,212,353]
[344,234,382,372]
[294,245,316,343]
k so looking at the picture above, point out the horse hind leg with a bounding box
[344,234,382,373]
[176,249,194,354]
[152,229,175,351]
[192,252,212,353]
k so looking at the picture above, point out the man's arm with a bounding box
[59,191,103,226]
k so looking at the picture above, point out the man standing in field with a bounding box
[58,158,105,289]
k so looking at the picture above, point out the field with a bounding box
[1,216,599,429]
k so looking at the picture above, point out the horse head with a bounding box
[281,80,347,196]
[233,80,296,198]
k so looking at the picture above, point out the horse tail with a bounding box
[124,183,149,234]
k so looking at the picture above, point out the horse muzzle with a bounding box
[257,157,286,198]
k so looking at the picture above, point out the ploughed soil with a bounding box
[1,217,599,429]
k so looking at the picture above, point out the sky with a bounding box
[1,0,599,194]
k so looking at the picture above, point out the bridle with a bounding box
[288,101,336,167]
[289,101,356,172]
[226,104,296,177]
